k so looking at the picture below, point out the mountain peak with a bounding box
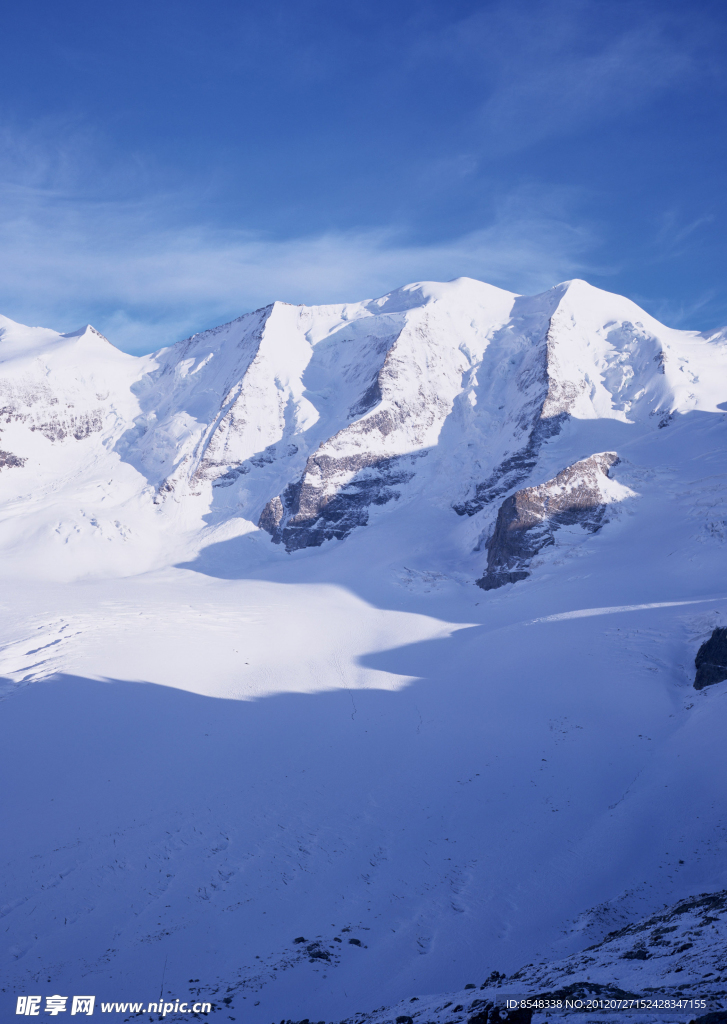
[60,324,113,345]
[365,276,517,316]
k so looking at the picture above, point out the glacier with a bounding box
[1,277,726,1023]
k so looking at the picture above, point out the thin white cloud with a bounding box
[415,0,708,156]
[654,209,716,258]
[632,288,723,331]
[0,178,596,353]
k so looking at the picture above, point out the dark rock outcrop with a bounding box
[0,402,103,442]
[305,942,330,961]
[0,449,26,470]
[477,452,619,590]
[694,628,727,689]
[259,451,424,552]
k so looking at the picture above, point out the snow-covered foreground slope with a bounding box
[1,280,727,1023]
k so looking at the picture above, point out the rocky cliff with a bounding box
[477,452,622,590]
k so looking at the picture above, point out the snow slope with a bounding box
[1,279,727,1023]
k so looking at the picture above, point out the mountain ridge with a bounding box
[3,275,725,578]
[11,277,727,573]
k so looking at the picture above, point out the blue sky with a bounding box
[0,0,725,352]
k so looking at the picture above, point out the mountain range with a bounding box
[1,278,726,1024]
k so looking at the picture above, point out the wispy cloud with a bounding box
[415,0,712,156]
[632,287,723,331]
[0,167,597,352]
[653,209,716,259]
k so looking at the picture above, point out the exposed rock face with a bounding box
[259,451,421,551]
[0,325,119,444]
[454,309,576,517]
[477,452,620,590]
[694,628,727,689]
[0,385,105,442]
[256,293,497,551]
[455,292,675,519]
[0,449,25,470]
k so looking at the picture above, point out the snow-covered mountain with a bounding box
[2,278,724,575]
[1,279,727,1024]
